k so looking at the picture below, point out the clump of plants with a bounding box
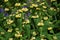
[0,0,60,40]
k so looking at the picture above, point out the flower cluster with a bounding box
[0,0,60,40]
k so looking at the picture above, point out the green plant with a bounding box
[0,0,60,40]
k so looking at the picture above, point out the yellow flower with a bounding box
[30,4,38,8]
[23,19,30,24]
[32,4,38,7]
[30,37,35,40]
[15,3,21,6]
[50,7,56,11]
[43,16,48,20]
[0,32,5,34]
[40,2,45,5]
[9,14,15,16]
[41,38,45,40]
[6,19,14,24]
[54,9,56,11]
[36,8,40,10]
[37,22,44,26]
[32,31,37,36]
[23,3,27,5]
[48,27,52,30]
[7,28,13,32]
[15,14,21,18]
[15,28,19,31]
[16,31,20,34]
[35,12,37,14]
[22,8,28,12]
[50,7,54,10]
[4,17,6,19]
[40,20,44,23]
[53,36,57,40]
[25,19,30,24]
[43,10,47,12]
[4,0,8,2]
[9,38,13,40]
[34,4,38,7]
[17,9,23,12]
[41,35,45,38]
[42,6,47,9]
[49,22,52,24]
[15,33,22,38]
[30,6,34,8]
[5,8,9,11]
[31,15,39,18]
[37,0,40,2]
[22,24,24,27]
[22,21,26,24]
[32,4,35,7]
